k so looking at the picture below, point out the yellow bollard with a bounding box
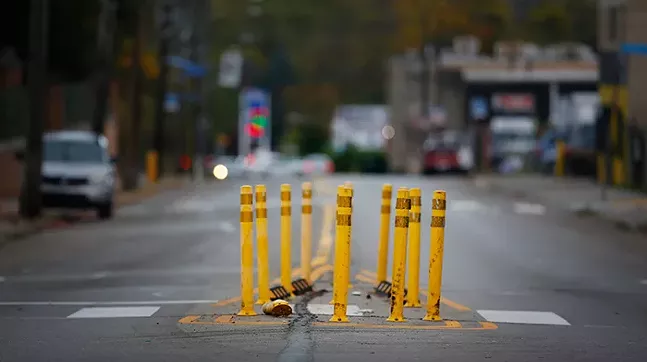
[146,150,159,183]
[330,185,353,322]
[377,184,392,283]
[596,153,606,184]
[255,185,271,304]
[423,190,447,321]
[238,185,257,316]
[301,182,313,282]
[343,182,353,284]
[280,184,292,292]
[554,140,565,177]
[387,188,410,322]
[405,188,422,308]
[344,181,353,196]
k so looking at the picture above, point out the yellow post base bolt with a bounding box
[280,184,292,293]
[238,185,257,316]
[255,185,271,305]
[424,190,447,321]
[405,188,422,308]
[387,188,410,322]
[301,182,313,283]
[330,185,353,323]
[146,150,159,183]
[376,184,392,284]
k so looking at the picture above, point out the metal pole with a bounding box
[153,2,172,178]
[21,0,49,219]
[91,0,116,136]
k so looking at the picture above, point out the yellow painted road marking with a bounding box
[355,270,472,312]
[179,315,497,330]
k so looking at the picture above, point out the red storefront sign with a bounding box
[491,94,535,113]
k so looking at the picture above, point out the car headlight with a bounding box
[213,164,228,180]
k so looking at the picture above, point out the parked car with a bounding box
[423,131,473,175]
[302,153,334,175]
[16,130,116,219]
[536,126,595,176]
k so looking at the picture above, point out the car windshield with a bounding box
[44,140,107,164]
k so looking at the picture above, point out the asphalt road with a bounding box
[1,173,647,361]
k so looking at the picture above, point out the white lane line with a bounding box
[449,200,487,212]
[477,310,570,326]
[0,276,5,282]
[67,306,160,319]
[305,304,363,316]
[0,300,219,306]
[513,202,546,215]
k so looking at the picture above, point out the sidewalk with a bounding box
[474,174,647,233]
[0,176,191,243]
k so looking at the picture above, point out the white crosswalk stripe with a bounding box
[513,202,546,215]
[477,310,570,326]
[67,306,161,319]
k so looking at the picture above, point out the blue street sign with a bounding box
[166,56,207,77]
[621,43,647,55]
[164,92,180,113]
[470,96,488,120]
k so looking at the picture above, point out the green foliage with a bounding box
[294,122,329,156]
[328,145,388,173]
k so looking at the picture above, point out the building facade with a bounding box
[598,0,647,189]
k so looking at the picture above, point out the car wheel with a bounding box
[97,202,114,220]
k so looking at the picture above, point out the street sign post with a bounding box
[238,88,271,156]
[218,48,243,88]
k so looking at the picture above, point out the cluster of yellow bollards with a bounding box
[237,181,447,323]
[237,183,314,316]
[329,183,448,323]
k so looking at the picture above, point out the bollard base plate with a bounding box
[291,278,313,296]
[270,285,292,301]
[374,280,408,299]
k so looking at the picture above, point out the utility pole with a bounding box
[91,0,117,136]
[190,0,207,182]
[20,0,49,219]
[123,6,143,191]
[153,2,172,178]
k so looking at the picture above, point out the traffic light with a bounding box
[245,100,269,138]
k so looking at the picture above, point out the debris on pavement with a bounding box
[352,291,361,296]
[262,300,292,317]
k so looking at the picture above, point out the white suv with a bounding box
[21,131,116,219]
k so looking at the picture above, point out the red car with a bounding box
[423,132,473,175]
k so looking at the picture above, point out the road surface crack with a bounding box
[275,290,324,362]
